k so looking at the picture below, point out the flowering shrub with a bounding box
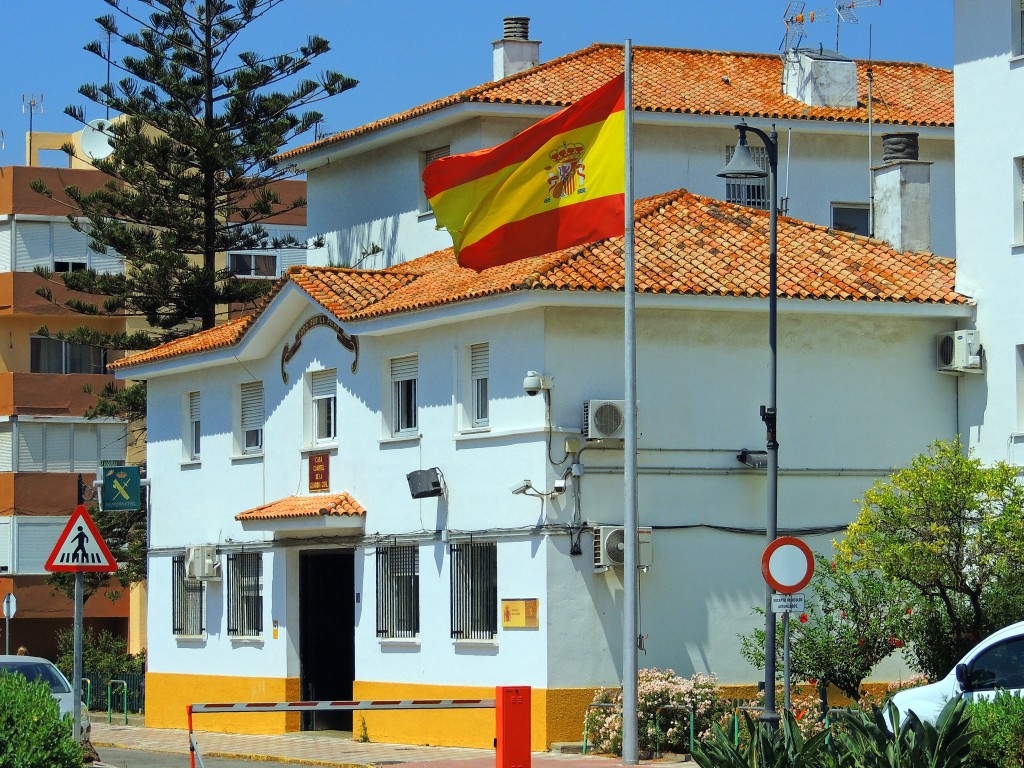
[583,669,727,757]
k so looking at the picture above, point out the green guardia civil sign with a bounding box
[102,466,141,511]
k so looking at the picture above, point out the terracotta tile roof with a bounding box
[113,188,965,371]
[280,44,951,162]
[235,493,366,521]
[108,315,254,370]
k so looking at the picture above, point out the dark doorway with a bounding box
[299,549,355,731]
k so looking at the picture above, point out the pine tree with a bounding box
[33,0,356,420]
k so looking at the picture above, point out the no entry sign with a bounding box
[761,536,814,594]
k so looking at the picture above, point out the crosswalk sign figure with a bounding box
[45,505,117,573]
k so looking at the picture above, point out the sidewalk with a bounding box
[90,720,648,767]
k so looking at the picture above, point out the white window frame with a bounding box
[1015,157,1024,245]
[376,545,419,639]
[239,381,264,454]
[831,202,871,236]
[469,343,489,429]
[310,369,337,444]
[186,391,201,461]
[172,555,206,638]
[724,144,769,210]
[29,336,107,374]
[390,356,418,437]
[420,145,451,213]
[227,551,263,638]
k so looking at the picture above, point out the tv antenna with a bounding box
[23,94,43,167]
[781,0,882,54]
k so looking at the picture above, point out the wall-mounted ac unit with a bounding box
[185,545,221,580]
[936,330,983,374]
[583,400,627,440]
[593,525,653,571]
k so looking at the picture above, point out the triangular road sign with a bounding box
[45,505,117,573]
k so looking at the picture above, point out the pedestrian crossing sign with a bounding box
[44,505,117,573]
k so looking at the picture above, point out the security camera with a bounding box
[552,478,567,494]
[510,480,533,495]
[523,371,552,396]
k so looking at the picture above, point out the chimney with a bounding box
[492,17,540,81]
[872,133,932,253]
[782,48,858,108]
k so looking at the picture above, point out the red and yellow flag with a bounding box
[422,74,626,272]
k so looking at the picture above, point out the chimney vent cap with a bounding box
[503,16,530,39]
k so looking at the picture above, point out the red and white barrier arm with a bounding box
[190,698,497,714]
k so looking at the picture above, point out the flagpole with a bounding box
[621,38,639,767]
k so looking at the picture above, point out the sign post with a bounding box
[2,592,15,654]
[45,505,117,742]
[761,536,815,712]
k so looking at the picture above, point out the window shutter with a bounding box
[240,382,264,432]
[52,223,90,264]
[0,422,12,472]
[391,356,418,382]
[15,519,67,574]
[14,222,51,271]
[47,424,72,472]
[0,518,10,571]
[189,392,201,423]
[470,344,488,379]
[311,370,335,398]
[100,423,128,463]
[424,146,450,166]
[73,424,98,471]
[17,423,44,472]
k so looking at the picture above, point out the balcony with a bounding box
[0,371,116,416]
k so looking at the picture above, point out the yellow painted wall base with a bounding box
[146,672,300,734]
[352,681,598,750]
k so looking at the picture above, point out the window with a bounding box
[311,369,337,443]
[229,252,278,278]
[227,552,263,638]
[239,381,264,453]
[171,555,205,637]
[450,541,497,640]
[831,203,870,236]
[1016,0,1024,57]
[376,546,419,639]
[390,356,418,436]
[470,343,489,428]
[420,145,450,212]
[187,392,201,460]
[53,261,87,273]
[724,144,768,210]
[965,636,1024,690]
[1015,158,1024,244]
[30,337,106,374]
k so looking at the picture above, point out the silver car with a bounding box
[0,655,91,737]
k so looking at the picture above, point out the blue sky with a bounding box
[1,0,951,166]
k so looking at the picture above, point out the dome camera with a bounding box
[523,371,552,396]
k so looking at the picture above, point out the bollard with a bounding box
[496,685,531,768]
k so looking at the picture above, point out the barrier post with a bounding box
[496,685,531,768]
[187,705,195,768]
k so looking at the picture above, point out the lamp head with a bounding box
[718,126,768,180]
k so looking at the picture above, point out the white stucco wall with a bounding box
[953,0,1024,465]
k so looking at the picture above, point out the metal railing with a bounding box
[654,704,694,757]
[82,671,144,714]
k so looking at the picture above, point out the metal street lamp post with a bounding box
[718,121,781,727]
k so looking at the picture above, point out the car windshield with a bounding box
[0,661,71,694]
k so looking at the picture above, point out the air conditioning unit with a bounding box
[583,400,627,440]
[593,525,653,571]
[185,545,221,580]
[936,331,983,374]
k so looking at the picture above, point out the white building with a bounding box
[950,0,1023,463]
[113,178,968,746]
[279,26,955,268]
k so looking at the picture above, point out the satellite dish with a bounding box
[80,119,114,160]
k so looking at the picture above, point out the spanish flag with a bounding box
[423,74,626,272]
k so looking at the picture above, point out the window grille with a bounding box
[227,552,263,637]
[188,392,201,460]
[390,356,418,435]
[311,369,336,442]
[470,343,489,427]
[240,381,264,452]
[172,555,205,637]
[450,541,497,640]
[421,146,451,212]
[375,546,419,638]
[724,144,769,210]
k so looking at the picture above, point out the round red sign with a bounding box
[761,536,815,594]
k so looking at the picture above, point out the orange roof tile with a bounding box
[108,315,255,370]
[113,188,966,371]
[235,493,366,521]
[280,44,951,162]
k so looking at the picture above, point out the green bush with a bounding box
[0,671,84,768]
[55,626,145,680]
[967,692,1024,768]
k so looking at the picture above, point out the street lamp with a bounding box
[718,121,781,727]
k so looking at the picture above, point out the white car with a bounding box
[888,620,1024,726]
[0,655,91,737]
